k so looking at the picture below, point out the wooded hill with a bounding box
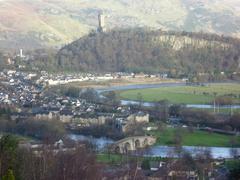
[56,28,240,77]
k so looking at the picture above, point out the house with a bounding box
[114,112,150,133]
[168,170,198,179]
[147,166,168,180]
[127,111,149,123]
[143,126,158,131]
[167,160,199,180]
[10,112,20,121]
[72,113,109,127]
[168,117,182,125]
[160,73,168,79]
[34,111,51,120]
[10,112,30,121]
[7,70,16,75]
[32,107,59,121]
[59,110,73,123]
[149,161,166,171]
[213,158,225,166]
[148,160,200,179]
[54,139,64,149]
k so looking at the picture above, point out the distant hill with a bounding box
[0,0,240,49]
[56,28,240,77]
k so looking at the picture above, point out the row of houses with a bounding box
[70,111,149,133]
[36,71,169,86]
[1,69,151,134]
[8,99,149,133]
[0,70,41,106]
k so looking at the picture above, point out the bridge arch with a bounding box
[124,142,131,152]
[112,136,156,153]
[143,138,148,147]
[135,139,140,149]
[114,146,120,153]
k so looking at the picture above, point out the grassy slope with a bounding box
[118,83,240,104]
[149,127,240,147]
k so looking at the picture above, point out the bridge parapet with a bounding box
[112,136,156,154]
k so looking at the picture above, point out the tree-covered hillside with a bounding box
[56,29,240,77]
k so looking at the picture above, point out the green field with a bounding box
[97,153,165,164]
[97,154,124,164]
[118,83,240,104]
[149,127,240,147]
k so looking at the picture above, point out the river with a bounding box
[69,134,114,150]
[68,134,240,159]
[121,100,240,109]
[75,82,240,158]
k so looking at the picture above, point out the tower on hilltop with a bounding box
[98,12,105,33]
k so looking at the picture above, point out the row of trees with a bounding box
[0,135,100,180]
[0,115,65,143]
[180,109,240,131]
[142,99,240,133]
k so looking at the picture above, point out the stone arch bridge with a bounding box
[111,136,156,154]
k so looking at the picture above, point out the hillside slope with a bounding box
[56,29,240,76]
[0,0,240,49]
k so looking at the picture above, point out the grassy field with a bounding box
[118,83,240,104]
[62,77,178,89]
[97,154,124,164]
[149,127,240,147]
[96,153,165,164]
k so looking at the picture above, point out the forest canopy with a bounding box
[55,28,240,76]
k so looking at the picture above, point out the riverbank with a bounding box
[69,133,240,159]
[68,125,240,148]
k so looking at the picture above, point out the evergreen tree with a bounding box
[2,169,15,180]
